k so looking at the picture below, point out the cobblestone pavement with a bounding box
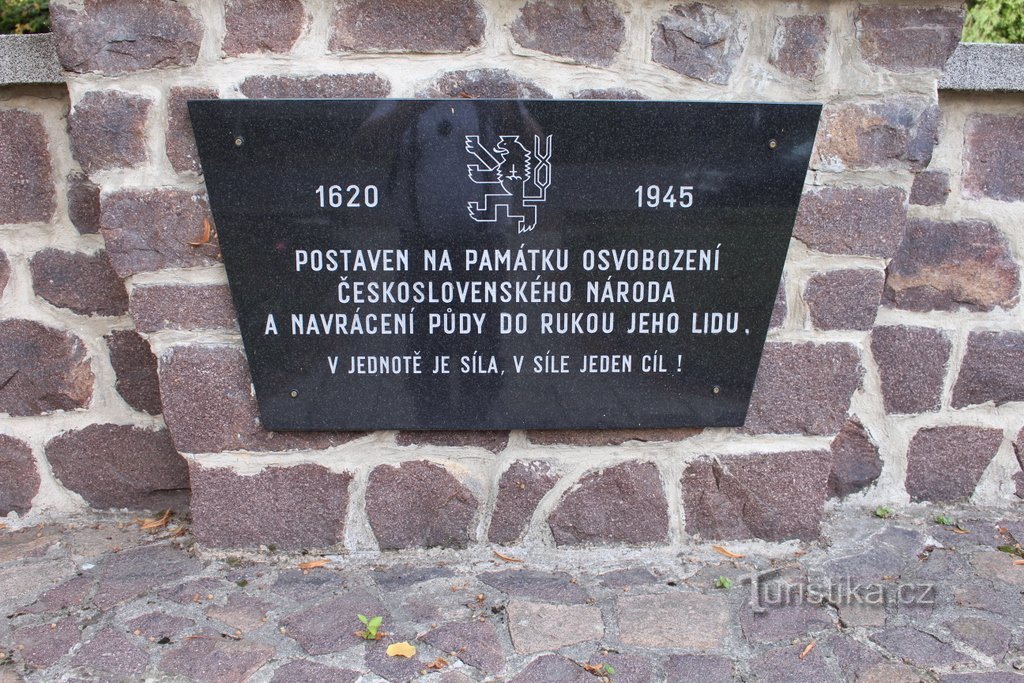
[1,506,1023,682]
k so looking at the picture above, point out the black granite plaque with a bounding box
[189,99,820,430]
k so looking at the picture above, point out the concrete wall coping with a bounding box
[3,33,1024,93]
[940,42,1024,92]
[0,33,63,86]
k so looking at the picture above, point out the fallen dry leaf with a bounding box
[138,509,173,530]
[493,550,524,563]
[297,559,329,570]
[712,545,745,559]
[425,657,448,670]
[799,640,816,660]
[386,641,416,658]
[952,527,970,534]
[189,217,213,246]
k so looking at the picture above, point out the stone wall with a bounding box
[1,0,1022,552]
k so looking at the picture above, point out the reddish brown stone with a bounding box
[206,594,274,632]
[488,460,560,544]
[50,0,202,74]
[857,6,964,73]
[905,426,1002,502]
[0,320,93,416]
[396,430,507,453]
[223,0,304,56]
[166,86,218,174]
[548,461,669,546]
[422,621,505,674]
[100,190,220,277]
[68,91,151,173]
[814,99,939,171]
[952,331,1024,408]
[871,325,950,415]
[828,419,882,498]
[159,345,354,453]
[770,277,786,329]
[884,219,1019,312]
[511,655,593,683]
[770,15,828,80]
[189,462,351,549]
[271,661,359,683]
[964,113,1024,201]
[511,0,624,66]
[664,654,734,683]
[71,627,148,676]
[239,74,390,99]
[652,3,745,85]
[793,186,906,258]
[46,424,188,511]
[13,618,81,668]
[159,636,273,683]
[945,617,1012,660]
[130,284,237,333]
[0,434,39,515]
[526,429,700,446]
[105,330,162,415]
[330,0,484,53]
[365,460,478,549]
[418,69,551,98]
[570,88,647,100]
[683,450,831,541]
[30,249,128,317]
[804,269,883,331]
[0,251,9,298]
[67,172,101,234]
[910,170,950,206]
[745,342,863,436]
[480,568,590,603]
[93,545,200,610]
[751,644,831,682]
[0,109,54,224]
[281,590,386,654]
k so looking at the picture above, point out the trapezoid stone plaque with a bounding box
[189,99,820,430]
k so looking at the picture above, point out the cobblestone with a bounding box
[1,507,1022,680]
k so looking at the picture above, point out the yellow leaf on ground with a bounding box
[386,641,416,658]
[711,545,745,559]
[298,559,329,570]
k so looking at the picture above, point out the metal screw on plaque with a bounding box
[289,390,298,398]
[713,385,721,395]
[234,136,244,147]
[768,139,778,150]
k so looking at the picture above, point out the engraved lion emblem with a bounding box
[465,134,552,233]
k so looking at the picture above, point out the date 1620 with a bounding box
[635,185,694,209]
[315,184,379,208]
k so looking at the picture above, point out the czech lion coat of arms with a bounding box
[465,134,553,233]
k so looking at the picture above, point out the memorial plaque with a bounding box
[189,99,820,430]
